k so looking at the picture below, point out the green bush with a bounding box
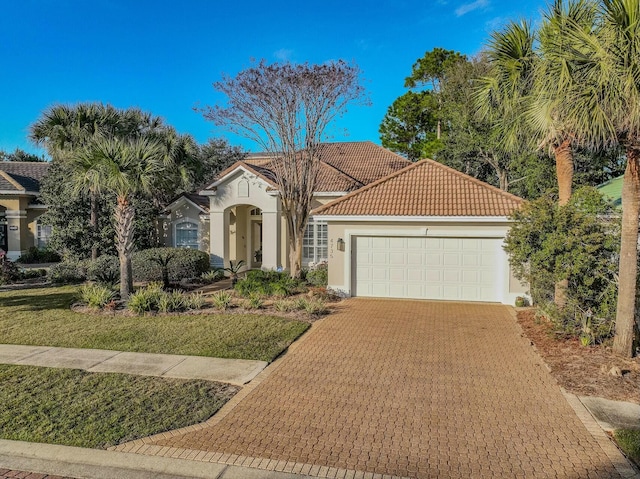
[211,290,233,310]
[504,187,620,343]
[132,248,210,285]
[305,263,328,287]
[87,255,120,285]
[243,293,263,310]
[201,269,224,284]
[0,258,22,285]
[273,299,296,312]
[16,247,61,264]
[235,270,305,297]
[127,283,165,315]
[184,292,206,310]
[79,284,116,309]
[295,297,329,315]
[48,260,88,284]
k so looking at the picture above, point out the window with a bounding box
[36,220,52,249]
[302,220,328,264]
[175,221,199,249]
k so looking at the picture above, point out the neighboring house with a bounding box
[597,176,622,208]
[0,162,50,260]
[160,141,528,304]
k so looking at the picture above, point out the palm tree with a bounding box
[556,0,640,357]
[70,135,169,299]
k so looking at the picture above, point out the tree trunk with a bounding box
[613,148,640,358]
[497,168,509,191]
[552,139,574,310]
[115,197,135,300]
[289,230,304,279]
[90,192,98,260]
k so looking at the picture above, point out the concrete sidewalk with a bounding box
[0,344,267,386]
[0,439,316,479]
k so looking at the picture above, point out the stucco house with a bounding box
[160,141,528,304]
[0,162,50,259]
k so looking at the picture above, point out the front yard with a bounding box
[0,286,309,362]
[0,364,238,448]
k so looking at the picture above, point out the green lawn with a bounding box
[0,286,309,361]
[0,364,237,448]
[614,429,640,467]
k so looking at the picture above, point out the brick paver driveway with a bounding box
[119,299,625,478]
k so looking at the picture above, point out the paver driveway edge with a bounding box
[505,308,640,479]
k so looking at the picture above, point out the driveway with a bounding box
[116,299,626,478]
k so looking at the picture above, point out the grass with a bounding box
[614,429,640,466]
[0,286,309,362]
[0,364,238,449]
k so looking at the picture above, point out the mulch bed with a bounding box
[517,308,640,404]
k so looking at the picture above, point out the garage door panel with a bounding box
[354,236,500,302]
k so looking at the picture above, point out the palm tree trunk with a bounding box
[553,139,574,310]
[90,192,98,260]
[115,197,135,300]
[613,148,640,358]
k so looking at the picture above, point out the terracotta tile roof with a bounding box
[202,142,409,194]
[313,159,524,217]
[0,162,49,193]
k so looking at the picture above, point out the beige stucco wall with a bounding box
[0,195,42,259]
[325,219,528,305]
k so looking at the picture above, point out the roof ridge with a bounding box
[318,159,363,190]
[423,159,524,204]
[313,160,426,215]
[0,170,25,191]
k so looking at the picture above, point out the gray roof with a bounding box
[0,162,50,193]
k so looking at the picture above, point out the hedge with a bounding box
[132,248,210,284]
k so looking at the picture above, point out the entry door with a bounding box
[353,236,500,302]
[0,220,7,252]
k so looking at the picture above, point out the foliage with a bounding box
[157,290,185,313]
[614,429,640,466]
[300,297,329,315]
[235,269,305,297]
[0,258,22,285]
[379,91,442,161]
[211,290,233,310]
[201,269,224,284]
[16,247,61,264]
[184,291,206,310]
[243,293,264,310]
[273,299,297,312]
[0,147,47,162]
[86,255,120,285]
[404,48,467,90]
[0,364,237,449]
[203,59,366,278]
[305,263,328,287]
[0,285,309,361]
[128,283,165,315]
[79,284,116,309]
[504,187,620,342]
[48,260,88,284]
[191,138,247,189]
[132,248,210,284]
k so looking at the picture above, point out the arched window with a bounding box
[250,208,262,216]
[175,221,199,249]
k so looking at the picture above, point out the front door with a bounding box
[0,218,7,253]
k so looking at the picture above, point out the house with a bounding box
[0,162,50,260]
[160,141,528,304]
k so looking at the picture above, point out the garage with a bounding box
[313,159,528,305]
[353,236,501,302]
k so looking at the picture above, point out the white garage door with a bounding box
[354,236,501,302]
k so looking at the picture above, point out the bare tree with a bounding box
[202,60,366,277]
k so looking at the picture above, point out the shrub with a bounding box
[504,187,620,343]
[201,269,224,284]
[16,246,61,264]
[300,298,329,315]
[273,299,296,312]
[127,282,164,315]
[243,294,263,310]
[305,263,328,287]
[48,260,87,284]
[132,248,210,285]
[211,290,233,310]
[87,255,120,285]
[0,258,22,285]
[157,290,185,313]
[184,292,206,310]
[235,270,305,297]
[79,284,116,309]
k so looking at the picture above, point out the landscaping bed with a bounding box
[0,364,237,449]
[0,286,309,362]
[516,308,640,403]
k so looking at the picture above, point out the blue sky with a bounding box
[0,0,544,156]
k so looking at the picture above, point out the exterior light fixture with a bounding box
[337,238,345,251]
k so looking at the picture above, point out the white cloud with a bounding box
[455,0,489,17]
[273,48,293,61]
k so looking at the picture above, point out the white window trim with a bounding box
[36,220,52,249]
[174,220,200,249]
[303,219,328,265]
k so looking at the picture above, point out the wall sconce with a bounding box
[337,238,345,251]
